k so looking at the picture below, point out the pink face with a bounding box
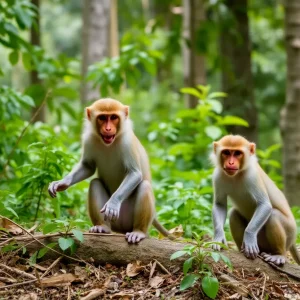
[96,114,119,145]
[221,149,244,176]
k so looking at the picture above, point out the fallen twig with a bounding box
[0,279,37,290]
[260,272,267,299]
[41,256,62,279]
[0,263,36,280]
[154,259,171,275]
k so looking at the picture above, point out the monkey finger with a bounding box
[108,209,114,220]
[100,205,106,213]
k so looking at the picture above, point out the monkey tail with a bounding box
[152,218,175,240]
[290,244,300,265]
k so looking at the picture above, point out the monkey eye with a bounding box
[222,150,231,156]
[110,114,118,120]
[98,115,106,121]
[234,150,242,156]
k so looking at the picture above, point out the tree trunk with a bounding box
[109,0,119,58]
[280,0,300,206]
[80,0,111,104]
[30,0,45,122]
[220,0,257,143]
[182,0,206,108]
[21,234,300,282]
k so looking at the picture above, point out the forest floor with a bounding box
[0,250,300,299]
[0,219,300,299]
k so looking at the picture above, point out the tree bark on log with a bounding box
[20,234,300,282]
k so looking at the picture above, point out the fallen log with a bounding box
[16,233,300,281]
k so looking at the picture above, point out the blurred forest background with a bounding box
[1,0,300,241]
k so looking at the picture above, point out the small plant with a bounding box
[170,232,232,299]
[29,219,88,265]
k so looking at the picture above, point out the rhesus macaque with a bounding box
[211,135,300,266]
[48,98,171,243]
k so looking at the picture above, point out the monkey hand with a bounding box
[100,199,121,221]
[212,232,227,251]
[48,178,72,198]
[241,232,259,260]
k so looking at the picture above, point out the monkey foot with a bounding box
[125,231,146,244]
[261,252,286,266]
[89,225,111,234]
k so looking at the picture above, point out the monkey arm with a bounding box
[64,160,96,186]
[242,196,272,259]
[48,160,95,198]
[101,169,143,221]
[212,194,228,251]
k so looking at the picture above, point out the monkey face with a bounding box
[97,114,120,145]
[221,149,243,176]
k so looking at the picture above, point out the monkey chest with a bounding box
[94,155,126,194]
[228,191,257,221]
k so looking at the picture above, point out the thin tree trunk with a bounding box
[280,0,300,206]
[31,0,45,122]
[220,0,257,143]
[80,0,111,104]
[182,0,206,108]
[109,0,119,58]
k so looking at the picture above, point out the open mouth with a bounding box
[101,134,116,144]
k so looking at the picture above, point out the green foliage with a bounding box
[87,27,165,96]
[256,144,283,188]
[171,232,231,298]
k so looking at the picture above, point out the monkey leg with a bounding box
[229,208,248,250]
[125,180,155,244]
[259,209,289,265]
[88,178,111,234]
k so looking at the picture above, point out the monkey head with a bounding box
[86,98,129,146]
[212,135,256,177]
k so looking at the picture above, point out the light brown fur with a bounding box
[211,135,300,266]
[49,98,171,243]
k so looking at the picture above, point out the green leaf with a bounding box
[29,251,37,265]
[210,252,220,263]
[37,243,57,258]
[208,92,227,99]
[22,52,32,70]
[43,223,59,234]
[180,87,202,99]
[205,126,222,140]
[16,182,31,197]
[9,50,19,65]
[180,274,199,291]
[207,99,223,114]
[183,257,194,275]
[71,229,84,243]
[170,250,188,260]
[219,116,249,127]
[5,207,19,218]
[201,276,219,299]
[53,87,78,99]
[220,254,232,269]
[58,237,75,251]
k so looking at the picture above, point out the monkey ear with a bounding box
[213,142,218,153]
[124,106,129,118]
[249,143,256,155]
[86,107,91,120]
